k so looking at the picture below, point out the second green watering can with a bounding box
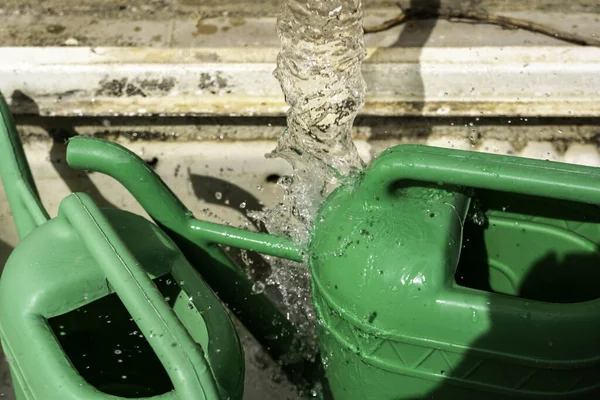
[0,94,244,400]
[65,137,600,399]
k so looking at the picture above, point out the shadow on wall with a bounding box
[392,0,441,112]
[0,240,14,275]
[361,0,442,150]
[189,173,266,230]
[188,173,277,290]
[11,90,116,210]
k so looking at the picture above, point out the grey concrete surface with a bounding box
[0,11,598,47]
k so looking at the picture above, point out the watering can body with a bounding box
[0,94,244,400]
[64,137,600,399]
[309,146,600,399]
[0,196,244,400]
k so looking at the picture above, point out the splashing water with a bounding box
[251,0,367,359]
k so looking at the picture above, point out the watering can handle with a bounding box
[363,145,600,206]
[59,193,221,400]
[66,137,304,261]
[0,92,49,238]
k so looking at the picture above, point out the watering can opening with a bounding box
[48,274,186,398]
[455,189,600,304]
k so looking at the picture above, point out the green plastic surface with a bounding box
[310,146,600,399]
[0,93,244,400]
[65,137,600,399]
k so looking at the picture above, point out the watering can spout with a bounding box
[67,137,314,369]
[0,92,49,239]
[66,137,305,262]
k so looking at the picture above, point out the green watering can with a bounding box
[0,96,244,399]
[64,136,600,399]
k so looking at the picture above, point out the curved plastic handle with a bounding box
[59,193,221,400]
[363,145,600,206]
[0,92,49,238]
[66,137,304,262]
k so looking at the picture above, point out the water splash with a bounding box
[269,0,366,240]
[251,0,367,359]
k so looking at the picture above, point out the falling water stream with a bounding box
[251,0,367,359]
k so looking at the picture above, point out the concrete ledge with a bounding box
[1,46,598,118]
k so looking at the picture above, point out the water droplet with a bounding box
[328,5,342,16]
[470,308,480,323]
[215,192,222,200]
[472,211,486,226]
[251,281,266,294]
